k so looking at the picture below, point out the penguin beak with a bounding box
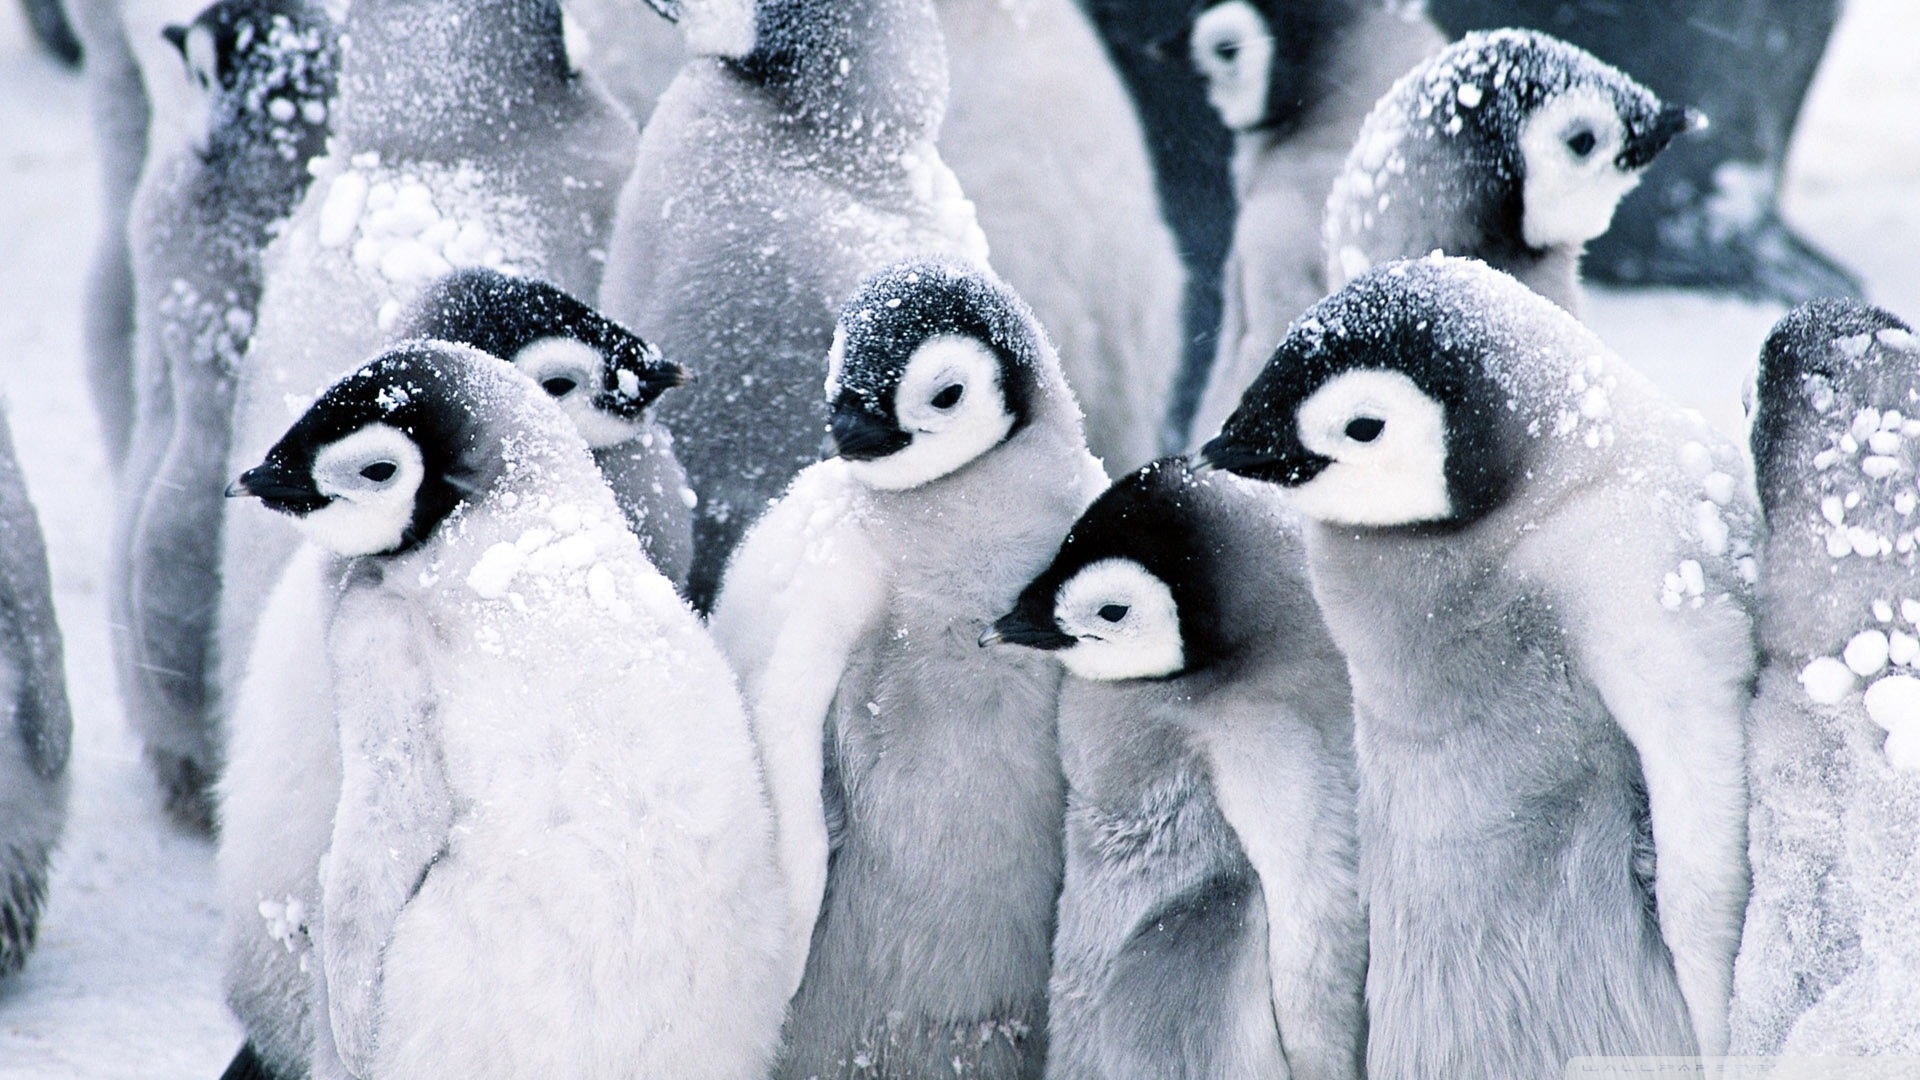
[227,463,327,515]
[828,405,912,462]
[1192,434,1330,486]
[1619,102,1701,170]
[162,23,189,56]
[644,0,680,21]
[603,353,693,413]
[981,608,1076,650]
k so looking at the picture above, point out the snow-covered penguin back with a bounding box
[1323,29,1690,313]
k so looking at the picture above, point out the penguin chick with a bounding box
[396,267,696,590]
[1197,255,1755,1073]
[601,0,992,608]
[114,0,335,831]
[0,407,73,980]
[228,343,789,1080]
[1324,28,1696,316]
[988,457,1364,1080]
[1731,301,1920,1057]
[1184,0,1444,445]
[709,259,1106,1080]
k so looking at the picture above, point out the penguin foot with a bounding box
[146,747,218,836]
[1587,211,1863,306]
[0,843,52,979]
[218,1042,291,1080]
[17,0,82,68]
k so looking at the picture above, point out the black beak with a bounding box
[1619,102,1701,170]
[1192,434,1329,486]
[828,406,912,461]
[162,23,188,55]
[643,0,680,21]
[602,354,693,413]
[980,608,1076,650]
[226,462,326,515]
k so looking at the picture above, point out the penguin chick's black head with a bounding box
[1751,298,1920,508]
[1386,29,1694,260]
[1185,0,1367,135]
[227,343,499,558]
[165,0,335,159]
[1197,256,1545,530]
[826,259,1043,492]
[990,458,1236,681]
[398,268,688,445]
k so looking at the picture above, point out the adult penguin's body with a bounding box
[937,0,1185,469]
[231,344,789,1080]
[0,407,73,981]
[711,260,1105,1079]
[1731,301,1920,1056]
[1199,256,1755,1076]
[992,459,1364,1080]
[598,0,991,609]
[1184,0,1443,446]
[216,0,636,749]
[114,0,335,830]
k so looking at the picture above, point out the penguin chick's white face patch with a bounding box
[679,0,755,58]
[1290,369,1451,527]
[1190,1,1274,132]
[512,337,638,448]
[296,424,426,556]
[1053,559,1184,681]
[846,336,1016,492]
[1518,86,1641,250]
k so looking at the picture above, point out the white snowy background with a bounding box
[0,0,1916,1075]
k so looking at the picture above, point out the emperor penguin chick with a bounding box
[228,343,789,1080]
[988,458,1364,1080]
[600,0,992,608]
[114,0,335,830]
[1323,29,1695,316]
[217,0,637,766]
[396,268,696,590]
[1731,300,1920,1057]
[1184,0,1444,445]
[0,407,73,980]
[710,259,1106,1079]
[1198,255,1756,1074]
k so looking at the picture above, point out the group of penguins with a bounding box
[0,0,1915,1076]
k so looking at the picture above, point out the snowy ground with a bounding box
[0,1,1915,1077]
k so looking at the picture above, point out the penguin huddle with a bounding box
[9,0,1916,1075]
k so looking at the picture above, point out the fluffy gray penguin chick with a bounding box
[1732,301,1920,1057]
[599,0,992,609]
[395,267,697,591]
[1324,28,1696,316]
[228,342,789,1080]
[0,407,72,980]
[988,457,1364,1080]
[1197,254,1755,1073]
[114,0,335,832]
[709,259,1106,1080]
[1183,0,1444,446]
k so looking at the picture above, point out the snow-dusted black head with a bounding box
[1751,299,1920,514]
[164,0,335,162]
[1186,0,1364,134]
[986,459,1231,681]
[825,260,1043,492]
[397,268,688,449]
[1337,29,1695,268]
[1196,257,1543,529]
[227,343,508,557]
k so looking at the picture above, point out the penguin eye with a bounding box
[1213,39,1240,62]
[541,376,580,397]
[1345,416,1385,443]
[1565,129,1597,158]
[1097,604,1129,623]
[930,383,964,410]
[359,461,398,483]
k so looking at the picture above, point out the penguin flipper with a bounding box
[0,409,72,782]
[319,590,456,1076]
[1523,481,1755,1059]
[709,459,889,997]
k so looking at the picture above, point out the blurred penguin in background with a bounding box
[992,458,1365,1080]
[0,407,72,982]
[1733,300,1920,1057]
[1182,0,1444,446]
